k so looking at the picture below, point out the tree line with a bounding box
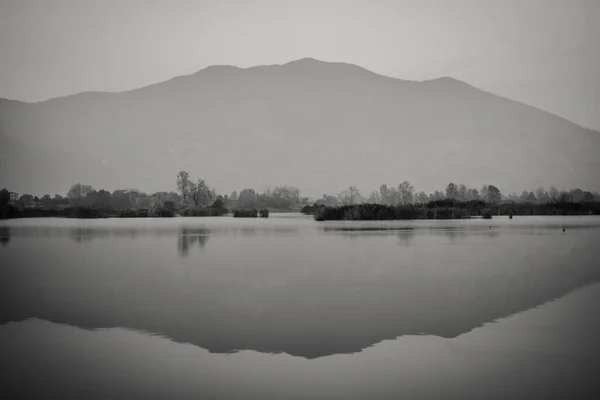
[303,182,600,220]
[322,182,600,206]
[1,171,306,218]
[175,171,305,211]
[3,176,600,219]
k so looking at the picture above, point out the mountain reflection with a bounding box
[1,219,599,359]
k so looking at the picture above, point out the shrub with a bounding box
[233,209,258,218]
[148,207,175,217]
[259,208,269,218]
[119,209,140,218]
[313,204,420,221]
[426,207,470,219]
[300,204,321,215]
[311,203,483,221]
[0,205,22,219]
[211,198,227,212]
[182,208,224,217]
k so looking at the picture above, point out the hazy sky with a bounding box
[1,0,599,130]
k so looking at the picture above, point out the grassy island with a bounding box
[305,199,600,221]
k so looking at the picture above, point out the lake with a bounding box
[1,215,599,399]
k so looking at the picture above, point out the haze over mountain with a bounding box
[1,58,599,197]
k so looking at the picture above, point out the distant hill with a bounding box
[1,58,599,195]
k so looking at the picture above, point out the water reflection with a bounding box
[178,228,210,256]
[0,226,10,246]
[322,226,501,246]
[0,223,301,241]
[440,227,499,244]
[1,217,599,358]
[69,227,95,243]
[3,282,599,400]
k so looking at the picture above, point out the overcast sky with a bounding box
[1,0,599,130]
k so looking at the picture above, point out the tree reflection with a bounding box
[178,228,210,256]
[0,226,10,246]
[396,229,414,246]
[321,226,501,246]
[69,227,95,243]
[438,227,499,244]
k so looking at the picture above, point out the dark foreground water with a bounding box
[1,215,599,399]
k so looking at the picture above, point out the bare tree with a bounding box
[445,182,459,200]
[432,190,445,201]
[570,188,584,202]
[535,187,545,203]
[466,188,479,201]
[486,185,502,204]
[506,193,519,202]
[519,191,529,203]
[176,171,193,206]
[379,184,391,204]
[367,190,382,204]
[480,185,489,202]
[192,179,212,207]
[458,184,468,201]
[415,191,429,204]
[273,186,301,205]
[397,181,414,205]
[338,186,362,205]
[549,186,559,202]
[67,183,93,200]
[380,184,400,205]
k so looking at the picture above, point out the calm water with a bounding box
[1,215,599,399]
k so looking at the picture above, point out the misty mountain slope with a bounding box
[1,58,598,195]
[0,130,68,193]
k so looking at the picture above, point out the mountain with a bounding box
[1,58,599,196]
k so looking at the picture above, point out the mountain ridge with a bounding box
[1,58,596,133]
[1,58,598,196]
